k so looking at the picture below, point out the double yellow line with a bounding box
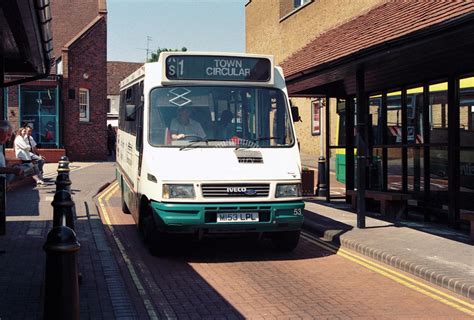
[301,233,474,316]
[98,181,160,320]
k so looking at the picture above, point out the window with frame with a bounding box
[79,88,90,122]
[280,0,312,19]
[294,0,310,9]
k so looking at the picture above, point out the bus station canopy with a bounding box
[1,0,53,82]
[281,1,474,97]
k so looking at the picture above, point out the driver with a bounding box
[170,106,206,140]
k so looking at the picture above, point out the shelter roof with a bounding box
[281,1,474,80]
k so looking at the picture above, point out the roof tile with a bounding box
[281,1,474,78]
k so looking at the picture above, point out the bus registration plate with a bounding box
[216,212,259,223]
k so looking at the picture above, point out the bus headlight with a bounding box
[276,183,302,198]
[163,184,196,199]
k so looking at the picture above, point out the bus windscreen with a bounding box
[165,56,271,82]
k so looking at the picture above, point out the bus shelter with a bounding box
[0,0,53,234]
[281,2,474,228]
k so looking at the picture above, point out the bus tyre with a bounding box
[141,204,165,256]
[272,230,301,251]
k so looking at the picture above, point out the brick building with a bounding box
[107,61,143,128]
[4,0,108,161]
[246,1,474,227]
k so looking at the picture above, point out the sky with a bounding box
[107,0,247,63]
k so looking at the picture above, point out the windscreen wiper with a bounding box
[235,137,282,150]
[179,139,227,151]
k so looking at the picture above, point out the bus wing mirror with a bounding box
[125,104,136,121]
[291,106,301,122]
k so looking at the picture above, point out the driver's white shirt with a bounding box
[170,118,205,138]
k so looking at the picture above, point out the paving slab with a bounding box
[302,199,474,300]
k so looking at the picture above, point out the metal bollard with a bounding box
[58,156,71,174]
[55,173,72,193]
[51,190,75,230]
[316,156,328,197]
[43,225,80,320]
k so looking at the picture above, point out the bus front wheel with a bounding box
[271,230,301,251]
[140,203,166,255]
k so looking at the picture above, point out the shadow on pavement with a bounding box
[304,198,471,244]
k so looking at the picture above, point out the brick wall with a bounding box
[62,17,107,161]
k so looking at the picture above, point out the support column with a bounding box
[381,93,388,191]
[356,67,367,228]
[401,89,408,195]
[448,76,460,227]
[345,97,354,203]
[0,52,5,236]
[325,95,330,202]
[423,84,431,221]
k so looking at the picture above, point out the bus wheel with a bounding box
[141,203,165,255]
[121,187,130,214]
[271,230,301,251]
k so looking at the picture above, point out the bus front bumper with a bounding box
[149,201,304,234]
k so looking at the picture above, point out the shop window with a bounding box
[19,86,58,147]
[79,88,90,122]
[107,98,111,114]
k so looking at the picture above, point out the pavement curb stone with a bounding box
[303,218,474,300]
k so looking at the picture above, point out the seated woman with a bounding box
[14,128,44,186]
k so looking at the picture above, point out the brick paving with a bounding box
[102,185,473,319]
[1,161,472,319]
[0,162,133,320]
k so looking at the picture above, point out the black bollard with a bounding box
[51,190,75,229]
[55,172,72,193]
[43,225,80,320]
[316,156,328,197]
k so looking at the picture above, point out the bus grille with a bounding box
[201,184,270,198]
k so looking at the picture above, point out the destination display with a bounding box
[165,56,271,82]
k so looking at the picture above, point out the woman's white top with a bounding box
[14,135,31,161]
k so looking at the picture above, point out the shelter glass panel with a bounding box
[387,148,402,191]
[369,147,384,191]
[407,147,424,193]
[429,82,448,145]
[386,92,402,145]
[330,99,346,147]
[330,148,346,197]
[369,95,382,145]
[407,87,424,145]
[429,146,449,211]
[460,149,474,211]
[459,77,474,147]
